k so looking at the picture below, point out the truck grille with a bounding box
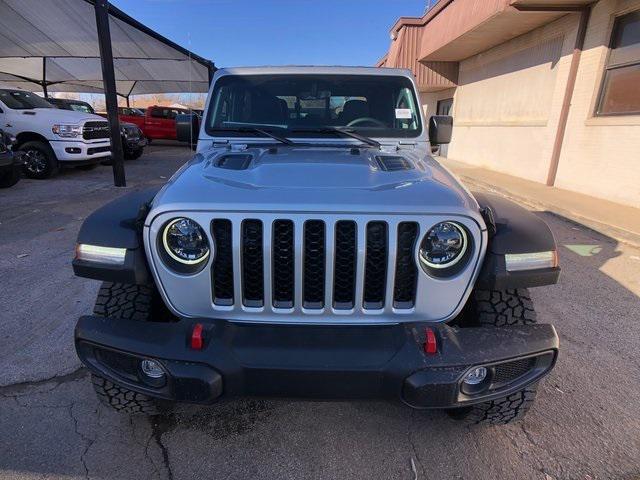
[82,121,110,140]
[210,217,420,314]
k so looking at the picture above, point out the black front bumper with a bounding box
[75,316,558,409]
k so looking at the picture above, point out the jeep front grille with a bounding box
[210,217,420,314]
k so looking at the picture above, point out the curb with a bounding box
[457,174,640,249]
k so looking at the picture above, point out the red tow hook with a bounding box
[191,323,204,350]
[424,327,437,355]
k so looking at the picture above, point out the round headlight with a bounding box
[419,221,469,273]
[162,218,210,265]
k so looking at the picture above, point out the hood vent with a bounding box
[375,155,413,172]
[216,154,252,170]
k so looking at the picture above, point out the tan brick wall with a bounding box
[422,1,640,207]
[443,14,581,183]
[554,0,640,207]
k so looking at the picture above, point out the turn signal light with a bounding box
[424,328,437,355]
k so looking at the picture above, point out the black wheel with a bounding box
[124,148,143,160]
[76,163,98,171]
[448,288,539,426]
[0,167,20,188]
[91,282,174,415]
[20,141,58,179]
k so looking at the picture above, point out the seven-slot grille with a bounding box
[210,218,419,314]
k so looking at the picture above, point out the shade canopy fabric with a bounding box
[0,0,214,96]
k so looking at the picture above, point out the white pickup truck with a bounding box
[0,88,111,179]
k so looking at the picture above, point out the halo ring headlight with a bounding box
[419,221,471,276]
[161,218,210,270]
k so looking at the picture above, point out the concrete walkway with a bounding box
[440,157,640,247]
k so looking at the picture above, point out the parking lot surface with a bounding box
[1,145,639,480]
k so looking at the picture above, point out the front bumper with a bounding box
[51,139,111,162]
[75,316,558,409]
[124,135,147,151]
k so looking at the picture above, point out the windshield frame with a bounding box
[204,73,424,140]
[0,89,54,110]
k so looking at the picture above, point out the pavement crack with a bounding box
[407,410,425,479]
[0,366,87,397]
[149,415,176,480]
[69,402,96,480]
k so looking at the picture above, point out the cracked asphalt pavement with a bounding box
[1,145,639,480]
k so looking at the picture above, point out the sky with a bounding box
[109,0,426,68]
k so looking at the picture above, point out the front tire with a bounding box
[91,282,173,415]
[448,288,539,426]
[20,141,58,179]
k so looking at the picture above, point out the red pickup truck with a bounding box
[110,106,191,141]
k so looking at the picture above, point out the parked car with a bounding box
[0,88,110,179]
[0,129,22,188]
[72,66,561,426]
[103,105,191,141]
[50,99,147,160]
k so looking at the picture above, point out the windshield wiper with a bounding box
[291,127,381,149]
[210,127,296,146]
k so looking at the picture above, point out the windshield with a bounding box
[205,74,422,138]
[0,90,53,110]
[66,102,94,114]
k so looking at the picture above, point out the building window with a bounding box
[596,11,640,115]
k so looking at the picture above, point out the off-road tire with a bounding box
[447,384,538,425]
[474,288,537,326]
[448,288,539,425]
[92,374,167,415]
[93,282,155,320]
[0,167,20,188]
[19,141,58,179]
[91,282,172,415]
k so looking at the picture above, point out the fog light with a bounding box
[140,359,165,379]
[463,366,487,385]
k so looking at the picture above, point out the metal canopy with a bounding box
[0,0,215,97]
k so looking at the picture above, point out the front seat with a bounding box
[339,100,370,125]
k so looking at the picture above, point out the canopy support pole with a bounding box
[42,57,48,98]
[94,0,126,187]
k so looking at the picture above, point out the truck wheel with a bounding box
[20,141,58,179]
[91,282,172,415]
[448,288,539,425]
[0,167,20,188]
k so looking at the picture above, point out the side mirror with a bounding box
[176,113,200,150]
[428,115,453,145]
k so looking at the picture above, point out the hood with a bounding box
[152,144,481,218]
[14,108,106,124]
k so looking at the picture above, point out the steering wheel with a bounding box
[346,117,387,128]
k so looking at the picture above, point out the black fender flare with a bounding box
[473,192,560,289]
[72,186,161,284]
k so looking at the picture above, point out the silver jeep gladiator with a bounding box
[72,66,560,425]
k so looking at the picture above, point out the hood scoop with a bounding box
[216,154,253,170]
[375,155,414,172]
